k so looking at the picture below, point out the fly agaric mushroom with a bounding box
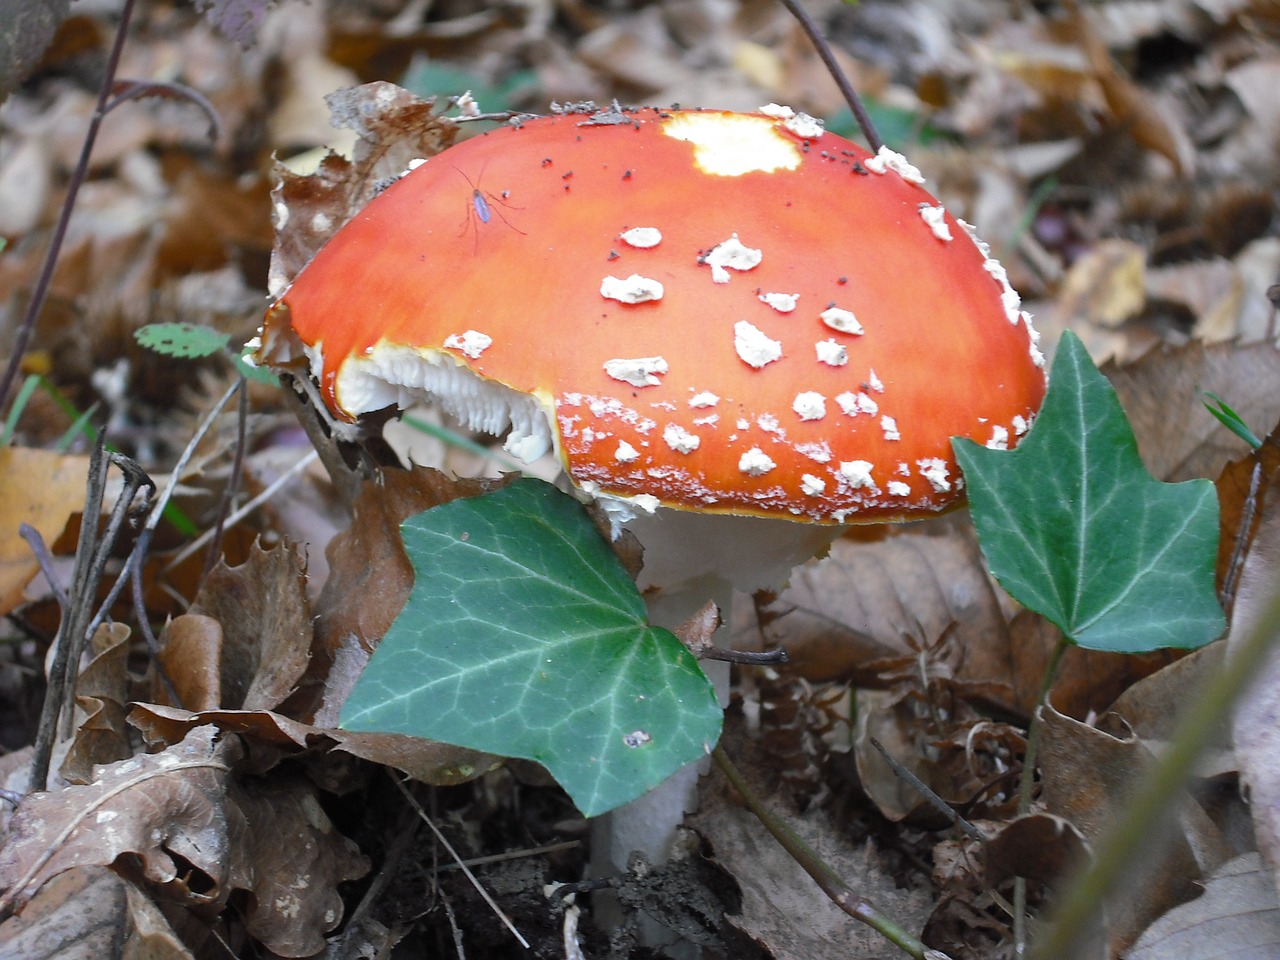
[257,103,1046,864]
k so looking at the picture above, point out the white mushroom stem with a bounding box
[592,510,845,874]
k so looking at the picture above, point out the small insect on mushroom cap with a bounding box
[259,106,1045,525]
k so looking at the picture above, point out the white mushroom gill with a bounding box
[331,343,554,464]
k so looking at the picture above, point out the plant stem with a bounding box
[1012,635,1069,955]
[712,745,936,959]
[775,0,884,153]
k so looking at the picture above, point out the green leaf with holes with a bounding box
[134,322,230,359]
[339,477,722,816]
[954,331,1224,654]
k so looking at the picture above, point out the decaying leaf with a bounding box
[266,81,458,298]
[0,725,367,956]
[186,539,311,712]
[0,725,248,914]
[690,722,934,960]
[62,623,134,785]
[0,866,193,960]
[1128,853,1280,960]
[1037,703,1232,954]
[1104,340,1280,484]
[1229,466,1280,896]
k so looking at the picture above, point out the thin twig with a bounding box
[18,524,68,609]
[201,376,250,581]
[868,738,985,842]
[712,745,941,958]
[29,437,110,791]
[0,0,138,413]
[164,448,319,573]
[392,775,531,949]
[775,0,884,152]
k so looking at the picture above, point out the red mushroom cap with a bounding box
[259,106,1045,523]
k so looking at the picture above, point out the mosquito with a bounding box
[453,162,525,251]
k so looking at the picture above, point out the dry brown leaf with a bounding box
[231,773,369,956]
[1228,468,1280,889]
[690,721,934,959]
[1038,703,1232,954]
[755,517,1008,687]
[62,622,133,785]
[751,517,1159,719]
[0,723,368,956]
[157,613,224,711]
[128,701,496,787]
[0,725,248,914]
[187,539,312,711]
[1104,340,1280,483]
[0,448,90,616]
[266,81,458,299]
[1056,238,1147,330]
[0,866,194,960]
[1127,853,1280,960]
[1109,643,1234,777]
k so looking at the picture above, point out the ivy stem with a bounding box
[775,0,884,153]
[1012,635,1070,955]
[712,745,933,958]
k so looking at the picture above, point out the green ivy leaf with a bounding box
[339,477,722,816]
[954,331,1224,653]
[134,322,230,359]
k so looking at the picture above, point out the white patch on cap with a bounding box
[604,356,668,387]
[801,474,826,496]
[407,158,428,171]
[738,448,776,476]
[663,111,803,177]
[758,103,795,119]
[881,416,900,441]
[443,330,493,359]
[759,292,799,313]
[1023,311,1046,367]
[917,458,951,492]
[615,441,640,462]
[836,460,876,491]
[620,227,662,248]
[734,321,782,368]
[1013,415,1030,436]
[792,392,826,421]
[689,391,719,408]
[864,145,925,184]
[756,414,783,435]
[887,480,911,497]
[601,274,664,304]
[783,113,824,139]
[692,414,718,426]
[663,424,700,454]
[835,392,878,417]
[897,462,911,476]
[987,426,1010,450]
[867,368,884,393]
[703,234,763,283]
[795,441,832,463]
[918,204,952,241]
[820,306,863,335]
[815,339,847,366]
